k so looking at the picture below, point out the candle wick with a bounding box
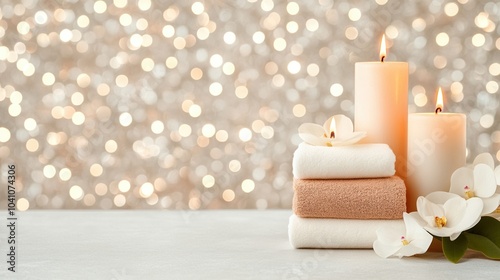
[380,56,385,62]
[435,107,442,114]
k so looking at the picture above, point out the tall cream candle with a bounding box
[406,88,466,211]
[355,36,408,178]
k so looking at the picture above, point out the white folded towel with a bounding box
[288,214,404,249]
[292,143,396,179]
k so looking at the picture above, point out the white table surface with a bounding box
[0,210,499,279]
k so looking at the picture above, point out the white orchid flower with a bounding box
[373,213,432,258]
[298,114,366,147]
[414,193,483,241]
[450,153,500,215]
[475,153,500,216]
[473,152,500,187]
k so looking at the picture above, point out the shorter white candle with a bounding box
[406,88,466,211]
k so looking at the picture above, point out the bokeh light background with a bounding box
[0,0,499,210]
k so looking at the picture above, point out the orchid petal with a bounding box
[298,123,325,137]
[323,116,335,135]
[425,191,460,204]
[473,153,495,169]
[495,166,500,186]
[332,114,354,136]
[298,123,328,146]
[459,197,483,229]
[480,193,500,215]
[416,197,443,227]
[450,167,474,197]
[449,232,462,241]
[373,238,402,258]
[375,227,403,246]
[395,245,417,258]
[394,245,424,258]
[406,236,432,255]
[408,212,427,227]
[425,225,456,238]
[373,227,403,258]
[298,133,329,146]
[473,164,497,198]
[396,234,431,257]
[442,197,466,227]
[403,213,433,254]
[403,212,423,240]
[451,197,483,240]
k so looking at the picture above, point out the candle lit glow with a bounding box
[435,87,444,114]
[329,118,336,138]
[380,35,387,62]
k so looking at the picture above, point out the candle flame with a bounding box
[329,118,336,138]
[435,87,444,114]
[380,35,387,62]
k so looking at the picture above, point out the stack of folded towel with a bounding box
[289,143,407,248]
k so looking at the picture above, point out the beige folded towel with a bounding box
[288,214,405,249]
[293,176,406,219]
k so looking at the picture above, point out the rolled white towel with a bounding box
[288,214,404,249]
[292,143,395,179]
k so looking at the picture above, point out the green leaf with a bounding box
[463,232,500,259]
[463,217,500,259]
[466,216,500,245]
[442,235,468,263]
